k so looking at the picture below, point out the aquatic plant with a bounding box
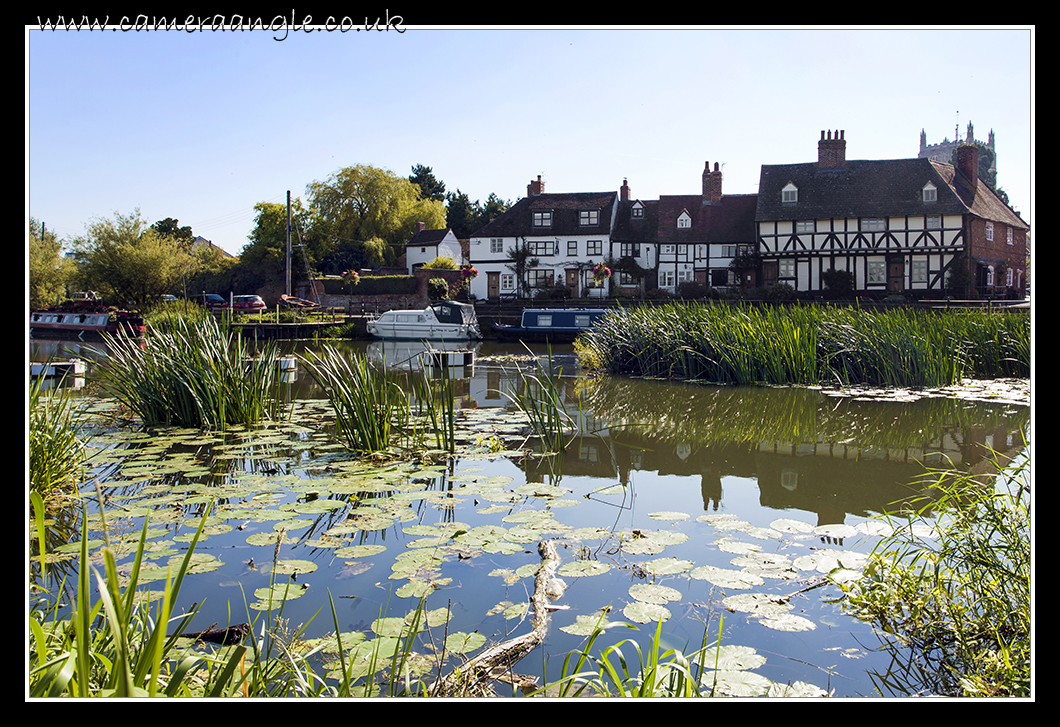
[301,345,407,453]
[29,373,87,497]
[577,302,1029,387]
[506,346,580,452]
[840,448,1031,696]
[95,316,282,429]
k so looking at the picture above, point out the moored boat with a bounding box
[366,300,481,341]
[491,308,609,342]
[30,304,146,340]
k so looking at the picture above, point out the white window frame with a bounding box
[580,209,599,227]
[527,240,554,256]
[795,220,814,233]
[620,243,640,258]
[862,218,886,232]
[567,240,578,256]
[490,238,504,254]
[677,211,691,229]
[985,222,994,241]
[533,211,552,228]
[922,183,937,203]
[501,273,515,291]
[778,259,795,278]
[926,215,941,229]
[911,259,927,283]
[867,260,886,284]
[782,183,798,204]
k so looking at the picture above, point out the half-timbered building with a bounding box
[755,130,1028,297]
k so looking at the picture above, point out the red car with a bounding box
[232,295,267,312]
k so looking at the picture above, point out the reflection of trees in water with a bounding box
[581,377,1028,463]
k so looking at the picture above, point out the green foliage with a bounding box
[842,450,1030,696]
[29,217,73,310]
[72,209,198,308]
[94,316,282,429]
[322,275,417,296]
[421,256,458,270]
[427,277,449,302]
[577,302,1029,387]
[821,268,855,298]
[307,164,446,267]
[29,373,87,496]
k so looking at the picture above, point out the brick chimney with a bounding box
[620,177,630,201]
[702,161,723,203]
[817,130,846,169]
[414,221,426,234]
[956,143,979,184]
[527,175,545,196]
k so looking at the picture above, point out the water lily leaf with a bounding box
[560,612,628,636]
[701,669,773,696]
[648,511,689,521]
[722,593,793,618]
[759,614,817,632]
[263,559,318,576]
[444,631,486,654]
[628,583,682,604]
[769,518,815,534]
[767,681,828,697]
[689,565,764,590]
[557,560,611,577]
[623,601,671,623]
[643,557,693,576]
[695,644,766,671]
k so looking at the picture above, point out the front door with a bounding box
[565,269,579,297]
[487,272,500,299]
[887,257,904,293]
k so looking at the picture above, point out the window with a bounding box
[567,240,578,256]
[867,260,886,284]
[1007,228,1014,245]
[660,270,675,288]
[862,218,885,232]
[778,259,795,278]
[537,315,553,327]
[782,183,798,204]
[926,216,941,229]
[527,240,554,256]
[1006,267,1014,286]
[795,220,814,233]
[911,259,927,283]
[631,204,644,218]
[533,211,552,228]
[574,315,591,327]
[661,245,675,255]
[617,272,637,285]
[620,243,640,258]
[923,183,937,203]
[677,211,691,228]
[580,210,599,226]
[985,222,994,241]
[587,240,602,256]
[677,269,694,285]
[501,273,515,291]
[721,245,738,258]
[528,269,553,288]
[490,238,504,253]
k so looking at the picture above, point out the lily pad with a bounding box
[628,583,682,605]
[695,644,767,671]
[557,560,611,578]
[622,601,671,623]
[759,613,817,632]
[701,669,773,697]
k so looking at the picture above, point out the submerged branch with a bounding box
[430,540,560,696]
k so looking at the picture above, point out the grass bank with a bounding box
[576,302,1029,387]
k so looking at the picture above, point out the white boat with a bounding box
[366,301,481,341]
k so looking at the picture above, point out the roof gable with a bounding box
[472,191,617,238]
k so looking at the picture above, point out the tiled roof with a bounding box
[472,191,617,237]
[656,194,758,243]
[407,228,453,247]
[756,158,1028,229]
[611,199,659,243]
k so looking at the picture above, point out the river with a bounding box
[28,336,1030,697]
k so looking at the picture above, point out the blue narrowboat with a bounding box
[491,308,610,342]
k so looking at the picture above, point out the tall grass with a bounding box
[506,346,580,453]
[841,448,1031,696]
[95,316,282,429]
[29,373,87,496]
[578,302,1029,387]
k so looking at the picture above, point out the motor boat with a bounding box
[366,300,481,341]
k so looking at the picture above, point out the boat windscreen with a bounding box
[430,302,474,324]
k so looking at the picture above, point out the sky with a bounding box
[27,24,1034,257]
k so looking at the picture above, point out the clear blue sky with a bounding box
[27,25,1034,256]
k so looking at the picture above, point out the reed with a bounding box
[301,345,408,453]
[841,448,1031,696]
[578,302,1029,387]
[506,346,580,452]
[29,373,87,496]
[96,316,282,429]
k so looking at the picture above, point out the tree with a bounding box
[306,164,446,267]
[29,217,73,309]
[505,239,539,298]
[151,217,194,243]
[408,164,446,202]
[446,189,512,238]
[72,209,196,307]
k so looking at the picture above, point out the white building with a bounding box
[406,223,463,273]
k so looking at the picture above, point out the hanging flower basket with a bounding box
[341,269,360,287]
[460,265,479,280]
[592,262,612,281]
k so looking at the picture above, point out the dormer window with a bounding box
[580,209,599,226]
[677,211,691,229]
[533,211,552,228]
[922,182,937,203]
[782,183,798,204]
[631,201,644,219]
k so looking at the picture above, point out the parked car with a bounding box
[190,293,228,309]
[232,295,267,312]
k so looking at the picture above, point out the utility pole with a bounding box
[286,191,292,296]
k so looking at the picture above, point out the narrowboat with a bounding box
[366,300,481,341]
[491,308,609,342]
[30,305,146,340]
